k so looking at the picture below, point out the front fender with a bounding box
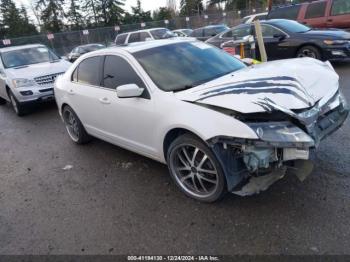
[156,98,258,162]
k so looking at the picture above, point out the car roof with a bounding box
[77,43,104,48]
[243,12,268,18]
[123,28,167,35]
[93,38,195,55]
[0,44,46,53]
[195,24,227,30]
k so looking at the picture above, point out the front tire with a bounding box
[167,134,227,202]
[62,105,92,144]
[297,45,321,60]
[8,90,26,116]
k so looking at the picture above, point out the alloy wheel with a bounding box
[297,48,317,59]
[170,144,219,198]
[64,110,80,142]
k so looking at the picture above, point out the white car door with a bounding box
[70,54,158,158]
[98,55,158,157]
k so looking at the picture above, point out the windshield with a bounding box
[150,29,176,39]
[133,42,245,92]
[81,44,105,53]
[275,20,311,33]
[1,46,60,68]
[182,29,193,36]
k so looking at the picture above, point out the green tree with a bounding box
[153,7,173,21]
[180,0,204,16]
[0,0,37,37]
[97,0,125,25]
[67,0,83,29]
[36,0,65,32]
[123,0,152,24]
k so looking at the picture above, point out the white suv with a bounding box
[0,44,71,116]
[115,28,176,45]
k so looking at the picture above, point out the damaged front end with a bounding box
[208,91,349,196]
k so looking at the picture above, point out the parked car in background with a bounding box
[68,43,105,62]
[241,12,268,24]
[207,19,350,61]
[115,28,176,45]
[0,44,71,116]
[190,25,229,41]
[205,24,252,47]
[172,29,193,37]
[268,0,350,29]
[55,39,348,202]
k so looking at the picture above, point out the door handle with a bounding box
[99,97,111,104]
[327,19,333,22]
[68,89,75,95]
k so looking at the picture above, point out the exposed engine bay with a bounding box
[207,90,348,196]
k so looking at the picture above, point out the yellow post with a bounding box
[254,20,267,62]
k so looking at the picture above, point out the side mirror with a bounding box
[116,84,144,98]
[273,33,286,40]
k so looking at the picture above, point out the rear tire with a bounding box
[8,90,26,116]
[297,45,321,60]
[167,134,227,203]
[0,97,6,105]
[62,105,92,144]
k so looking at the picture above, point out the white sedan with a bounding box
[54,39,348,202]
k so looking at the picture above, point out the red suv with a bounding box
[268,0,350,29]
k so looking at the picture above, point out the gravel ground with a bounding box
[0,63,349,255]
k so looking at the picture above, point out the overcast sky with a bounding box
[14,0,174,13]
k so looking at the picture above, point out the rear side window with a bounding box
[116,34,127,45]
[268,5,301,20]
[128,33,140,43]
[204,28,218,37]
[103,55,145,89]
[305,2,327,18]
[222,30,233,38]
[140,32,151,41]
[75,56,102,86]
[191,29,203,37]
[331,0,350,16]
[232,26,251,38]
[261,25,283,37]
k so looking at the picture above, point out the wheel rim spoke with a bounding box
[197,175,208,192]
[197,173,217,184]
[197,154,207,169]
[177,152,189,168]
[191,175,199,192]
[181,173,193,183]
[191,148,199,165]
[182,147,192,164]
[197,168,216,175]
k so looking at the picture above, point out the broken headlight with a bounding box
[247,122,314,145]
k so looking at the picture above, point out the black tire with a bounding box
[297,45,322,60]
[167,134,227,203]
[0,96,6,105]
[62,105,92,144]
[8,90,26,116]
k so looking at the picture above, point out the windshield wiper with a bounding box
[14,65,29,69]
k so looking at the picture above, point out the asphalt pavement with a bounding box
[0,63,349,255]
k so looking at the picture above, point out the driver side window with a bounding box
[261,25,284,38]
[102,55,145,90]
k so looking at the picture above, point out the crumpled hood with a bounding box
[5,59,71,80]
[175,58,339,114]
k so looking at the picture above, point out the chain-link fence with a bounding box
[0,7,267,56]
